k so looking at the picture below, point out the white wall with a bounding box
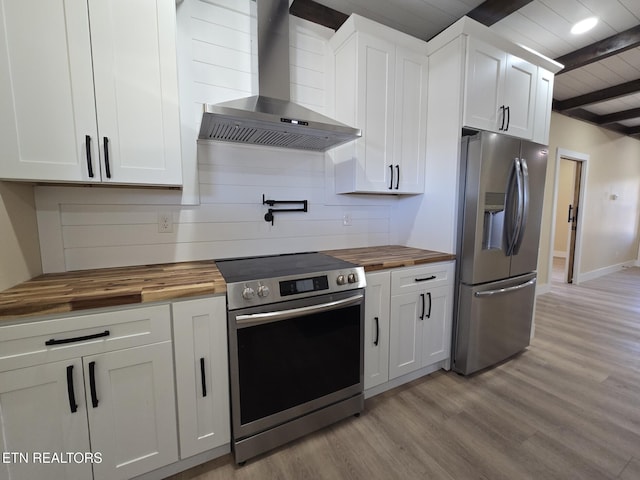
[35,0,395,272]
[0,182,41,289]
[537,112,640,285]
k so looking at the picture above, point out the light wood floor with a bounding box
[169,266,640,480]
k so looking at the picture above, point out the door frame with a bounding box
[548,148,589,285]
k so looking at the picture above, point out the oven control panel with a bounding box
[227,267,366,310]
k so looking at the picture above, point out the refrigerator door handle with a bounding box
[504,158,521,256]
[512,157,530,254]
[474,277,536,297]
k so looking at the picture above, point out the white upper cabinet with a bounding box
[331,15,427,194]
[464,37,536,139]
[0,0,182,186]
[532,67,555,145]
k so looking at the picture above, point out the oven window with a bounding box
[237,304,361,425]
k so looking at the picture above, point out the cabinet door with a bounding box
[364,271,391,389]
[419,285,453,367]
[84,342,178,480]
[172,297,230,459]
[88,0,182,186]
[355,33,396,192]
[394,47,427,194]
[0,359,92,480]
[389,291,423,379]
[503,54,536,139]
[533,67,554,145]
[464,38,506,133]
[0,0,99,182]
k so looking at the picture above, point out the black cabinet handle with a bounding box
[373,317,379,346]
[505,106,510,131]
[395,165,400,190]
[45,330,110,346]
[89,361,98,408]
[499,105,506,131]
[388,164,394,190]
[419,293,425,320]
[415,275,436,282]
[85,135,94,178]
[200,357,207,398]
[426,292,432,319]
[103,137,111,178]
[66,365,78,413]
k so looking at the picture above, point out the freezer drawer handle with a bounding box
[474,277,536,297]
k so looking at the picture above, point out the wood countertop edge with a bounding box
[0,247,454,322]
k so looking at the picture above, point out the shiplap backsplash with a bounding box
[34,0,395,273]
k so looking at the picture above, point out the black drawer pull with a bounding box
[373,317,379,346]
[104,137,111,178]
[89,361,99,408]
[66,365,78,413]
[45,330,110,346]
[85,135,94,178]
[415,275,436,282]
[200,357,207,398]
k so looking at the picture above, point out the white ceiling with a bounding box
[315,0,640,134]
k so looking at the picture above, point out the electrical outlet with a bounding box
[343,214,352,226]
[158,212,173,233]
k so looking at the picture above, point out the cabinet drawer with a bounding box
[0,304,171,372]
[391,262,454,295]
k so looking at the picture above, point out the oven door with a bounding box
[228,289,364,440]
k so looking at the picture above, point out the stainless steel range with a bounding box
[216,252,366,464]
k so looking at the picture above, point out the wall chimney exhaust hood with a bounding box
[198,0,360,152]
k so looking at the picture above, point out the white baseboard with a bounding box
[577,261,636,284]
[553,251,567,258]
[535,283,551,295]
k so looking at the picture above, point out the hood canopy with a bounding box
[198,0,360,152]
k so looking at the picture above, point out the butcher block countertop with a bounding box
[324,246,455,272]
[0,246,454,322]
[0,261,225,321]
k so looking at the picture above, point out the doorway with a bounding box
[549,148,589,285]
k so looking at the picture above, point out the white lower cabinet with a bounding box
[389,284,451,379]
[0,305,178,480]
[172,296,230,459]
[364,271,391,389]
[364,261,454,393]
[0,359,92,480]
[84,342,178,480]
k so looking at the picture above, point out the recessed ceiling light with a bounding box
[571,17,598,34]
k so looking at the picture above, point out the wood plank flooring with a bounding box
[168,265,640,480]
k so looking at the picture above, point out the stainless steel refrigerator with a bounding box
[453,130,548,375]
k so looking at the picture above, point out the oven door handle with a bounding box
[236,294,364,328]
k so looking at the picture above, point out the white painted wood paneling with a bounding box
[35,0,393,272]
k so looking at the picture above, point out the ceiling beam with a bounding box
[598,107,640,125]
[289,0,348,31]
[553,78,640,111]
[466,0,533,26]
[555,25,640,75]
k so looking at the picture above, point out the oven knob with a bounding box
[348,273,358,283]
[242,286,256,300]
[337,275,346,285]
[257,285,270,298]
